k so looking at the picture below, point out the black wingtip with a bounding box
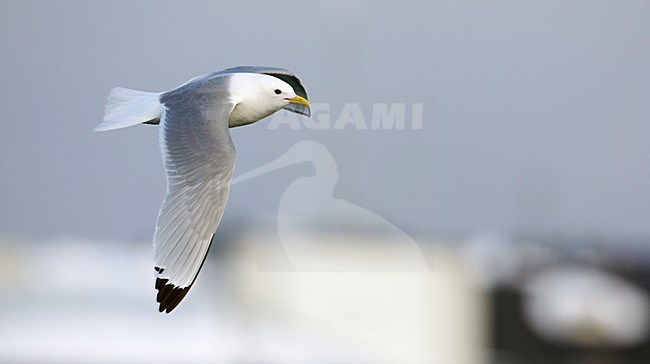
[154,234,216,314]
[155,277,191,313]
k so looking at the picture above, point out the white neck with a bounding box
[228,73,284,128]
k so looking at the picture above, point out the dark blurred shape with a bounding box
[490,238,650,364]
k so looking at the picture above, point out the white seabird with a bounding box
[95,66,310,313]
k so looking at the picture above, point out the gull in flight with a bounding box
[95,66,310,313]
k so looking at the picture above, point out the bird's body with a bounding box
[95,67,310,313]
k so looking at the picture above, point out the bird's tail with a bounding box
[94,87,164,131]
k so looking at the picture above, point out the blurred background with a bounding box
[1,1,649,363]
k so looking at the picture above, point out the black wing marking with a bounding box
[155,234,215,313]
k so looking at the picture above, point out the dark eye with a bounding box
[274,89,282,95]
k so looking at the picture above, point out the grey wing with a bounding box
[217,66,310,117]
[153,86,236,313]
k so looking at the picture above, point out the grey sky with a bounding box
[1,1,648,242]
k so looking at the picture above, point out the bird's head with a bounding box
[228,73,310,127]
